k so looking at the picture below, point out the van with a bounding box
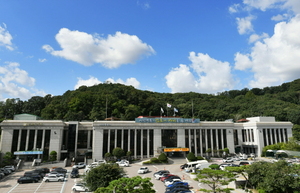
[184,160,209,172]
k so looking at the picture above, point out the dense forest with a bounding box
[1,79,300,139]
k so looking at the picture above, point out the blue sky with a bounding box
[0,0,300,101]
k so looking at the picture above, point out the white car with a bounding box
[4,165,15,172]
[45,172,65,177]
[164,178,182,186]
[116,160,129,167]
[138,167,149,174]
[73,162,86,169]
[43,175,64,182]
[223,157,234,163]
[72,183,89,192]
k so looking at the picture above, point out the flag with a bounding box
[161,107,164,113]
[167,103,171,108]
[174,108,178,113]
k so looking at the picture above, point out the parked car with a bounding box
[116,160,129,167]
[0,172,5,179]
[18,176,39,183]
[165,184,189,192]
[239,161,253,166]
[35,167,50,174]
[154,170,170,180]
[165,188,190,193]
[45,171,65,177]
[52,167,67,174]
[160,174,177,182]
[138,167,149,174]
[43,175,65,182]
[72,183,89,192]
[0,168,11,175]
[73,162,86,169]
[70,168,79,178]
[24,171,42,180]
[223,157,234,163]
[164,178,183,187]
[166,181,189,188]
[4,165,15,172]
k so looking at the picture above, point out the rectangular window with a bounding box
[11,130,19,152]
[102,130,108,156]
[185,129,189,149]
[123,130,128,153]
[223,129,227,148]
[20,130,27,151]
[143,130,147,156]
[117,130,122,148]
[28,130,35,150]
[263,129,266,146]
[110,130,115,153]
[202,129,206,153]
[136,129,141,156]
[77,130,88,149]
[149,130,153,156]
[130,129,135,155]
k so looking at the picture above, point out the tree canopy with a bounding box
[84,163,126,191]
[94,176,155,193]
[2,80,300,139]
[246,161,300,193]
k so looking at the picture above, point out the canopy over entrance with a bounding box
[163,148,189,152]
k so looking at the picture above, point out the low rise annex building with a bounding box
[0,114,293,161]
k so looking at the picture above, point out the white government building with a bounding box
[0,114,293,161]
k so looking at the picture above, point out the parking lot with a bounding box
[123,158,203,193]
[0,157,264,193]
[0,166,84,193]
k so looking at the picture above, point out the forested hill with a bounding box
[2,79,300,126]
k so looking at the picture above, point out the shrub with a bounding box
[150,157,160,163]
[158,153,168,163]
[187,152,197,161]
[197,156,204,160]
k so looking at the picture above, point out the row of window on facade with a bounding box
[101,129,229,157]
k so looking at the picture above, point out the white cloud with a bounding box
[106,77,140,89]
[74,76,140,90]
[229,4,240,13]
[271,14,289,21]
[38,58,47,62]
[0,23,14,50]
[236,16,255,34]
[243,0,285,11]
[234,14,300,88]
[165,52,234,93]
[283,0,300,14]
[249,32,269,43]
[43,28,155,68]
[74,76,102,89]
[0,62,45,100]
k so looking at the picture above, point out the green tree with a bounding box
[2,152,14,166]
[187,152,197,161]
[247,161,300,193]
[104,152,112,162]
[196,168,235,193]
[94,176,155,193]
[158,153,168,163]
[126,151,132,161]
[84,163,125,191]
[112,147,125,160]
[49,151,57,161]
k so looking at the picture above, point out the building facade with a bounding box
[0,115,293,161]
